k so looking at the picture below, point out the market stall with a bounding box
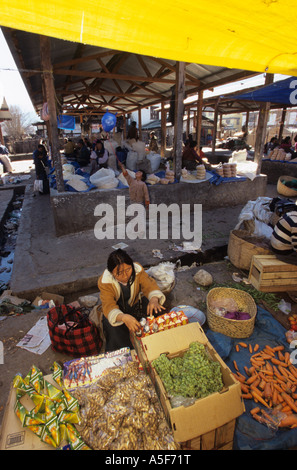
[2,280,297,451]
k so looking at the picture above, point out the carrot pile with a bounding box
[232,342,297,429]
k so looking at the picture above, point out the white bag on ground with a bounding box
[126,151,139,170]
[234,196,274,238]
[90,168,119,189]
[146,262,175,292]
[146,152,162,172]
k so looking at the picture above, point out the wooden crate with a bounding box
[180,420,235,450]
[248,254,297,292]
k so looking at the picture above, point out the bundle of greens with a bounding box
[152,342,223,400]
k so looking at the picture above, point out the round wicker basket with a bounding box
[228,230,271,270]
[277,175,297,197]
[206,287,257,338]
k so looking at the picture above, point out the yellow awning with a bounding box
[1,0,297,76]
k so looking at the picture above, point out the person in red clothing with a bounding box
[182,140,203,170]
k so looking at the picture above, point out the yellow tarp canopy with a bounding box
[1,0,297,76]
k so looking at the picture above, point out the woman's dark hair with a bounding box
[107,249,135,284]
[139,169,147,182]
[95,139,105,156]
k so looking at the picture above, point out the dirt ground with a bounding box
[0,157,296,438]
[1,258,295,430]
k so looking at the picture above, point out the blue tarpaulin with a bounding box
[206,307,297,450]
[229,77,297,106]
[57,115,76,130]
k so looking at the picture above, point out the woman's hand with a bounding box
[120,313,141,333]
[147,297,165,316]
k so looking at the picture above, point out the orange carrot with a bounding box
[263,350,275,358]
[246,374,259,385]
[265,361,273,372]
[289,366,297,379]
[232,373,245,384]
[239,342,248,348]
[235,344,240,352]
[242,393,253,399]
[271,358,288,367]
[285,352,291,365]
[251,390,271,408]
[264,382,272,399]
[250,406,260,415]
[272,389,279,406]
[241,384,250,394]
[233,360,239,372]
[249,344,253,354]
[281,392,297,413]
[273,345,285,352]
[244,366,251,377]
[278,350,285,361]
[254,344,260,352]
[279,414,297,427]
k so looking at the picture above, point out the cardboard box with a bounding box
[180,419,235,450]
[32,291,64,307]
[140,322,245,443]
[249,254,297,292]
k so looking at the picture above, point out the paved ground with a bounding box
[0,156,287,429]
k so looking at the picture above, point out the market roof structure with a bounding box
[1,27,257,119]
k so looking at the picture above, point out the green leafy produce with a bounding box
[152,342,223,400]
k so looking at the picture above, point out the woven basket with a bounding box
[277,175,297,197]
[228,229,271,270]
[206,287,257,338]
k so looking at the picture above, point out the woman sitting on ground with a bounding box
[98,249,166,352]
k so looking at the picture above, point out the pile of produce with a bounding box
[72,361,178,450]
[152,341,223,401]
[232,342,297,429]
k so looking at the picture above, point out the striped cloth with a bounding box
[271,211,297,254]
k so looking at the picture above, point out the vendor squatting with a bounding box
[94,196,202,245]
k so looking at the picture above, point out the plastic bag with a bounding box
[126,151,139,170]
[89,168,118,189]
[145,262,175,291]
[146,152,161,172]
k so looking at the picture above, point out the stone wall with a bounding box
[50,175,267,236]
[261,160,297,184]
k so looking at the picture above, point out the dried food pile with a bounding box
[73,361,179,450]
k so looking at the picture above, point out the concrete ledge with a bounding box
[261,160,297,184]
[51,174,267,236]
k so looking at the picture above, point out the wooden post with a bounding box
[254,73,274,174]
[173,61,185,181]
[196,90,203,150]
[40,35,64,192]
[186,107,190,139]
[161,102,166,157]
[278,107,287,143]
[123,114,127,140]
[212,98,220,154]
[138,108,142,140]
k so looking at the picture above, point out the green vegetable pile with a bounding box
[152,342,223,400]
